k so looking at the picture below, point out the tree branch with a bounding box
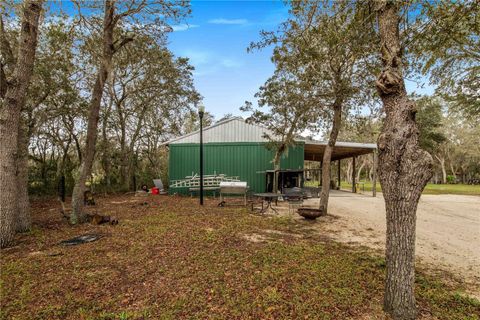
[0,13,16,68]
[114,0,148,24]
[0,61,7,98]
[113,36,134,53]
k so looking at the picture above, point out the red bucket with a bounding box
[151,187,159,195]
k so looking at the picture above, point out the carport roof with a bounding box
[302,140,377,161]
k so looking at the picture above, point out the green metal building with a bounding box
[162,117,377,195]
[169,142,304,194]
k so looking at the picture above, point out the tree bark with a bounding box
[0,0,43,248]
[120,149,129,190]
[16,119,31,232]
[435,155,447,184]
[356,157,366,183]
[125,105,148,190]
[319,105,341,215]
[71,0,115,224]
[272,147,283,193]
[117,102,129,190]
[16,88,50,232]
[100,112,112,191]
[346,159,352,184]
[271,114,299,193]
[375,1,433,319]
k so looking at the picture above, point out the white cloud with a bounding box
[171,23,199,32]
[181,50,213,66]
[208,18,248,25]
[220,58,243,68]
[178,50,244,78]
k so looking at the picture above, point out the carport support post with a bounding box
[352,156,356,193]
[372,150,377,197]
[337,160,341,190]
[319,162,322,187]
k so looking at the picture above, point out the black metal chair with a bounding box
[283,187,304,214]
[302,186,320,198]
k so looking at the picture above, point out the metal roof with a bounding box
[302,140,377,149]
[162,117,273,145]
[303,140,376,161]
[162,116,377,160]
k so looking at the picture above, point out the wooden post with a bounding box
[352,156,356,193]
[337,159,341,190]
[372,150,377,197]
[320,162,323,187]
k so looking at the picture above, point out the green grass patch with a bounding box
[338,182,480,195]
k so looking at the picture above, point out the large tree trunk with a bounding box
[375,2,433,319]
[16,120,31,232]
[71,1,115,224]
[0,0,43,248]
[319,105,341,215]
[16,91,49,233]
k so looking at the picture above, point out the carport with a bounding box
[302,141,378,196]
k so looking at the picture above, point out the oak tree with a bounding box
[0,0,44,247]
[374,1,434,318]
[70,0,190,223]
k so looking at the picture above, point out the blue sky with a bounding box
[168,1,290,118]
[168,1,433,119]
[45,0,289,118]
[48,0,434,119]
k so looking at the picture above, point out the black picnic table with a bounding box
[252,192,281,214]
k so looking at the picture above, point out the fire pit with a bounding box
[297,208,324,220]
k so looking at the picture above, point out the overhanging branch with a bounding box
[113,36,134,53]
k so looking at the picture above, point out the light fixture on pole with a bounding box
[198,104,205,205]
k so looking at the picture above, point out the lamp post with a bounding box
[198,104,205,205]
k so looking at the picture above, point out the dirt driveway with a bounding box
[287,191,480,296]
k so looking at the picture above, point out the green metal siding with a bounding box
[168,142,304,194]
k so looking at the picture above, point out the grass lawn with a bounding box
[338,182,480,195]
[1,195,479,319]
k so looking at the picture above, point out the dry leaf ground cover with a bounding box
[1,194,479,319]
